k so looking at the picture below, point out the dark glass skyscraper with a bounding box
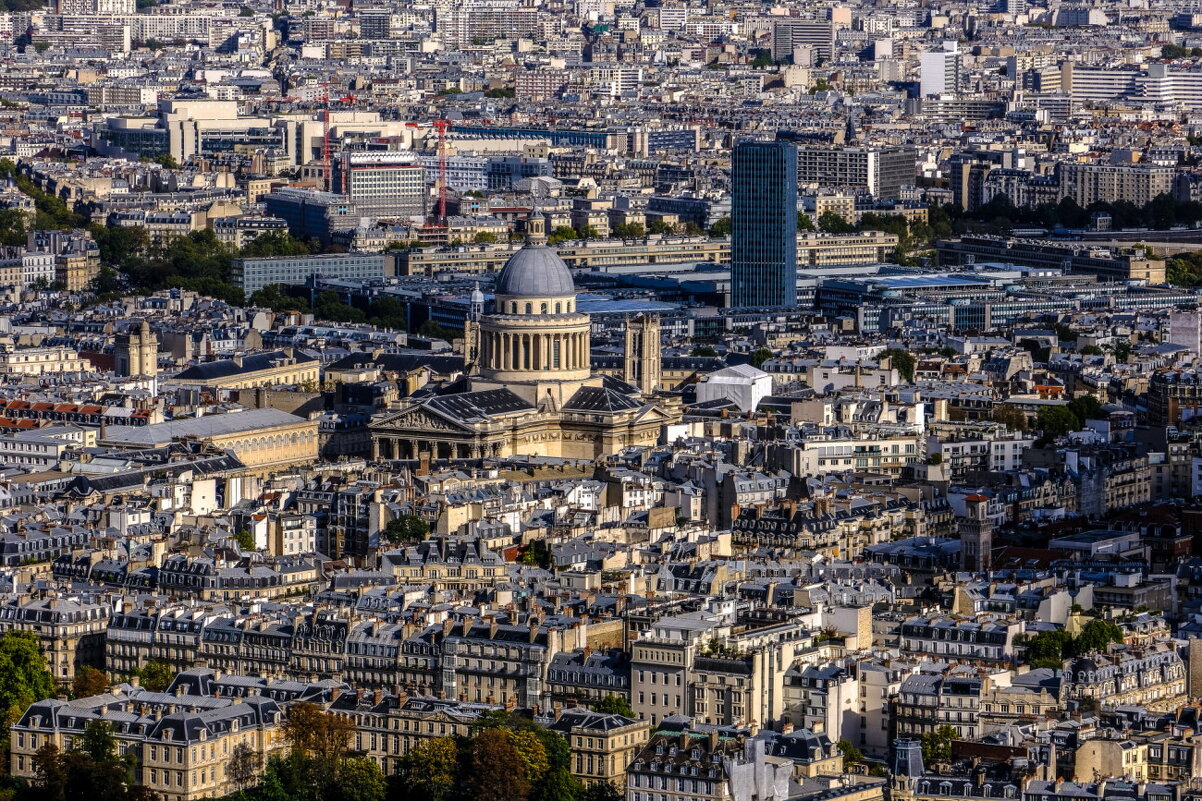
[730,140,798,308]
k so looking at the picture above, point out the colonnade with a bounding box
[371,438,505,461]
[482,329,589,372]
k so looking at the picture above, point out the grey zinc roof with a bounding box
[495,244,576,297]
[174,349,316,381]
[102,409,308,446]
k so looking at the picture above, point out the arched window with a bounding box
[541,303,548,314]
[555,303,561,313]
[525,303,532,314]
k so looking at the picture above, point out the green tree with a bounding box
[419,319,459,340]
[708,217,731,238]
[751,49,774,68]
[749,348,774,368]
[383,514,430,544]
[1036,405,1080,440]
[314,290,366,324]
[1052,323,1078,342]
[80,720,117,763]
[281,702,355,800]
[1023,630,1073,667]
[135,660,173,693]
[89,266,122,296]
[473,231,498,244]
[577,225,602,240]
[1079,345,1104,356]
[0,208,26,247]
[0,631,55,725]
[396,737,460,801]
[920,725,957,765]
[546,226,578,245]
[592,694,634,717]
[1067,395,1104,422]
[582,782,623,801]
[817,211,854,234]
[520,540,551,569]
[611,222,647,239]
[89,224,148,265]
[466,729,531,801]
[797,211,815,232]
[1072,619,1124,656]
[31,736,144,801]
[367,296,407,329]
[229,740,262,794]
[151,153,180,169]
[233,529,256,551]
[878,348,916,382]
[506,729,550,785]
[691,345,718,357]
[990,404,1028,433]
[250,284,310,313]
[241,230,312,258]
[333,756,387,801]
[647,219,673,235]
[536,765,582,801]
[837,739,865,770]
[72,666,109,699]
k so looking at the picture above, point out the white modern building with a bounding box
[696,364,773,412]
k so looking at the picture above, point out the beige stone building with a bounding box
[0,345,89,376]
[56,248,101,292]
[0,594,110,683]
[100,408,319,472]
[548,707,650,786]
[10,685,287,801]
[171,348,320,390]
[371,220,678,460]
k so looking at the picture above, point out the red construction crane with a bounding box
[406,119,450,224]
[321,83,333,191]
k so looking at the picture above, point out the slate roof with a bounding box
[423,388,535,421]
[563,386,643,412]
[101,409,307,446]
[327,352,466,375]
[174,350,317,381]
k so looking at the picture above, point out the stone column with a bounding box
[371,437,380,461]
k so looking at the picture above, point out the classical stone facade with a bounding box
[101,408,319,473]
[370,221,678,460]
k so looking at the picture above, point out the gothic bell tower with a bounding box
[623,314,662,393]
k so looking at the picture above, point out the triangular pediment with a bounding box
[632,403,676,423]
[372,404,475,434]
